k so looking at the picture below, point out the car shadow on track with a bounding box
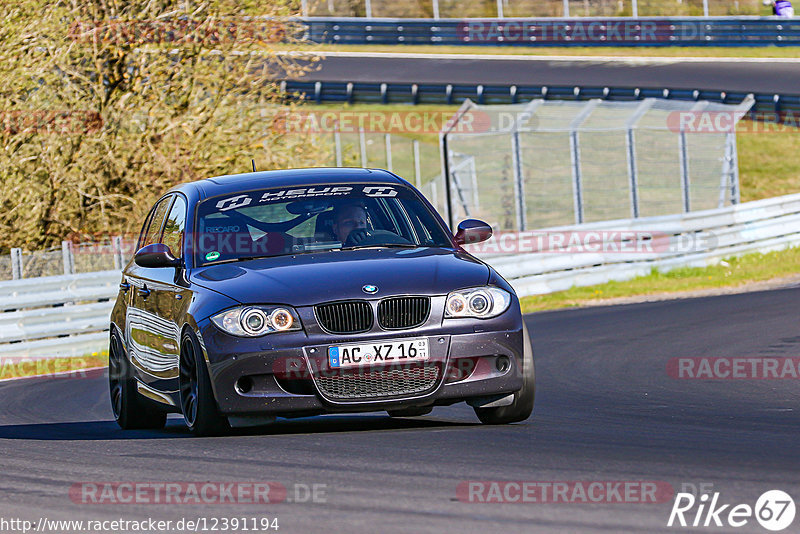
[0,414,480,441]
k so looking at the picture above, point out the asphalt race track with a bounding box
[296,53,800,95]
[1,287,798,533]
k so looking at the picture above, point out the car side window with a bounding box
[142,196,174,248]
[161,196,187,258]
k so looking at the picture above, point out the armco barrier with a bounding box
[473,192,800,296]
[302,17,800,47]
[281,80,800,120]
[2,192,800,359]
[0,271,118,360]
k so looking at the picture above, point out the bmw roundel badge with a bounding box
[362,284,379,294]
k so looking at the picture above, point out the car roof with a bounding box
[168,168,407,201]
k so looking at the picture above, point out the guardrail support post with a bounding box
[719,132,740,207]
[112,236,123,271]
[432,0,440,19]
[439,132,454,229]
[703,0,709,17]
[334,128,343,167]
[729,132,740,205]
[61,241,74,275]
[679,129,691,213]
[11,248,22,280]
[632,0,638,17]
[413,139,422,189]
[624,99,654,218]
[496,0,504,18]
[365,0,372,18]
[568,100,598,224]
[511,130,526,231]
[385,133,393,172]
[626,128,639,218]
[569,132,584,224]
[359,128,367,167]
[563,0,570,17]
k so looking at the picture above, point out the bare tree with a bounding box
[0,0,323,250]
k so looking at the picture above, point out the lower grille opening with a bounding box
[236,373,315,396]
[314,363,441,400]
[274,376,316,396]
[445,357,480,383]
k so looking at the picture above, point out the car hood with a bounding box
[190,248,490,307]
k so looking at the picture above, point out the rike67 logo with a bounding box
[668,490,796,531]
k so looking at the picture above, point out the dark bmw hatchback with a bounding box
[110,168,534,435]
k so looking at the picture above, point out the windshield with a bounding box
[194,183,453,266]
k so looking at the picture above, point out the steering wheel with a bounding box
[344,228,373,247]
[344,229,413,248]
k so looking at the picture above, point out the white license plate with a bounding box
[328,338,429,369]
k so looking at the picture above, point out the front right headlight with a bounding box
[445,287,511,319]
[211,305,302,337]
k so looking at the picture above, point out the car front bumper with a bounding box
[197,306,525,417]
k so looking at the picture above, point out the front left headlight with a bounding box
[211,305,302,337]
[445,287,511,319]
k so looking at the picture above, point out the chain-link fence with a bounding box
[443,97,754,231]
[0,96,755,280]
[310,128,447,214]
[303,0,770,18]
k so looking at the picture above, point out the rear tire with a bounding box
[474,323,535,425]
[179,330,230,437]
[108,330,167,430]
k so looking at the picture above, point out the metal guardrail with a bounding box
[2,192,800,359]
[302,17,800,47]
[0,270,118,359]
[281,80,800,120]
[471,192,800,296]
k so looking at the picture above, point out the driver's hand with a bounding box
[346,228,371,246]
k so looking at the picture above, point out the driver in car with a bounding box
[332,202,371,245]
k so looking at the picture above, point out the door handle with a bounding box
[119,282,130,292]
[138,286,151,299]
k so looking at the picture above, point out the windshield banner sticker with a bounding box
[212,185,400,211]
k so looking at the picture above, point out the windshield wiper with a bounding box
[234,255,277,262]
[340,244,422,251]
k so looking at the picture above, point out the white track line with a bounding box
[282,50,800,64]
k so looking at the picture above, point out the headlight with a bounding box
[445,287,511,319]
[211,306,302,337]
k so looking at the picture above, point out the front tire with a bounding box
[108,330,167,430]
[179,330,230,436]
[474,323,535,425]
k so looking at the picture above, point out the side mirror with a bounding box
[134,243,181,269]
[454,219,493,246]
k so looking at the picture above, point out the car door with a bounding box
[126,194,179,386]
[145,194,191,391]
